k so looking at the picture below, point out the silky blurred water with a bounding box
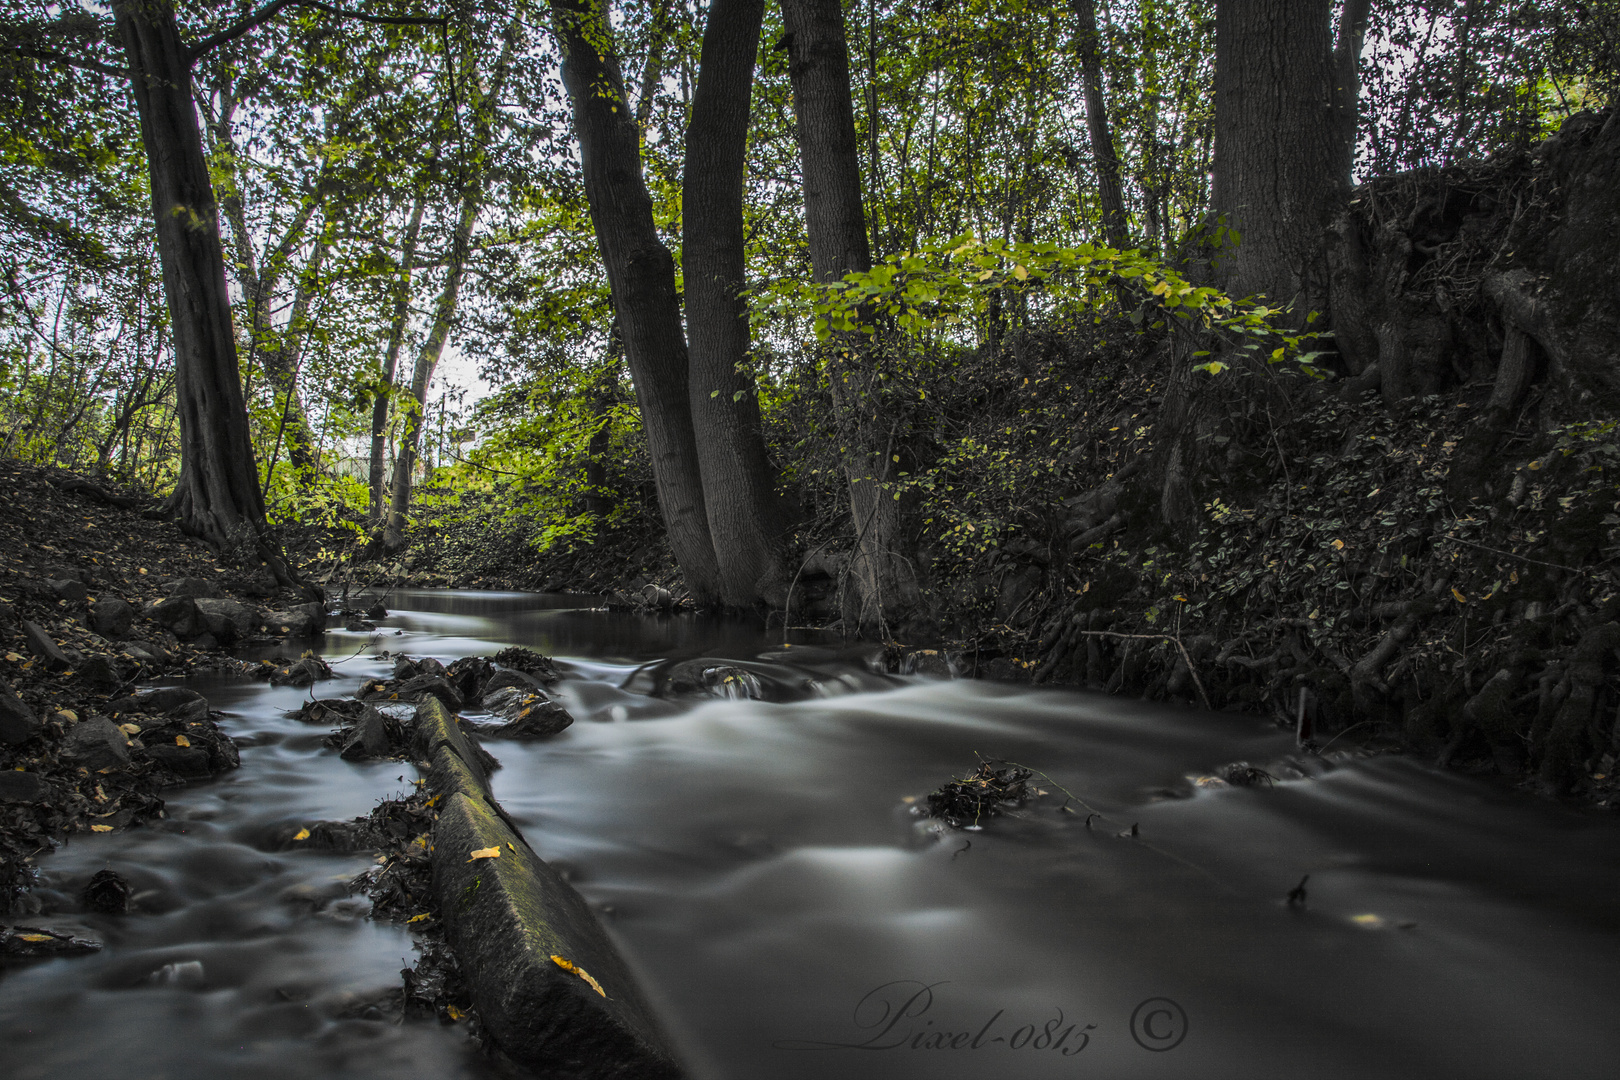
[2,589,1617,1079]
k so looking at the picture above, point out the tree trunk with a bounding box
[1330,0,1372,189]
[1210,0,1338,309]
[1074,0,1128,249]
[550,0,723,603]
[113,1,294,582]
[1153,0,1345,528]
[369,188,429,530]
[381,196,472,553]
[780,0,919,634]
[684,0,786,608]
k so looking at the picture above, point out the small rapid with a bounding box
[2,590,1616,1079]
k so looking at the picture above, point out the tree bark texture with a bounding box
[683,0,787,608]
[1330,0,1371,189]
[781,0,919,633]
[370,190,428,529]
[551,0,723,603]
[113,1,284,575]
[1210,0,1338,310]
[1074,0,1128,249]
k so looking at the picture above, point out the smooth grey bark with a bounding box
[683,0,786,608]
[1331,0,1372,188]
[1074,0,1128,249]
[780,0,919,633]
[550,0,723,602]
[369,188,428,529]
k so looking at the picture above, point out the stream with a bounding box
[2,589,1618,1079]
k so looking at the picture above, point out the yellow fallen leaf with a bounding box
[3,653,20,662]
[407,912,432,924]
[446,1004,463,1020]
[17,933,54,943]
[1351,913,1385,928]
[1331,539,1345,550]
[293,827,311,841]
[467,847,500,862]
[551,955,607,998]
[1451,588,1467,603]
[91,824,114,832]
[175,735,190,747]
[118,723,141,735]
[506,842,516,853]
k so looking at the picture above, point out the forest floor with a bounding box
[0,458,331,916]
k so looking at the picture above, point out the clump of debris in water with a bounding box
[925,762,1035,828]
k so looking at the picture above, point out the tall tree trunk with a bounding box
[1330,0,1371,189]
[381,196,472,553]
[113,0,295,583]
[1210,0,1338,308]
[1154,0,1344,529]
[780,0,919,634]
[550,0,723,603]
[684,0,786,608]
[1074,0,1128,249]
[369,189,428,529]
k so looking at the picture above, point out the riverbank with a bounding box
[0,459,331,914]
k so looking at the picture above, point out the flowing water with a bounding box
[3,590,1618,1079]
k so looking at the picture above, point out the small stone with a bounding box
[82,869,133,914]
[0,682,41,745]
[77,654,123,691]
[90,597,134,638]
[146,596,199,638]
[21,621,72,669]
[0,771,50,803]
[62,716,131,771]
[47,578,87,603]
[106,686,205,716]
[167,577,222,600]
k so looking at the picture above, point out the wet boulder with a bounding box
[480,687,574,738]
[445,656,494,706]
[264,656,334,687]
[145,595,200,638]
[82,870,133,914]
[62,716,132,771]
[89,596,134,638]
[1,925,102,958]
[490,646,560,684]
[106,686,207,719]
[193,598,256,645]
[135,718,239,776]
[336,706,408,762]
[261,604,324,638]
[0,682,41,745]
